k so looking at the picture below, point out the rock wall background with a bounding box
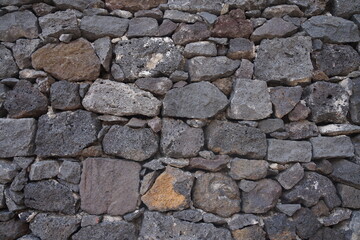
[0,0,360,239]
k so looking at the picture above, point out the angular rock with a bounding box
[0,45,18,79]
[337,184,360,209]
[319,124,360,136]
[293,208,322,239]
[189,155,230,172]
[50,80,81,110]
[12,39,41,70]
[164,10,202,23]
[267,139,312,163]
[183,41,217,58]
[0,160,18,184]
[351,77,360,124]
[258,119,284,134]
[142,166,194,211]
[310,227,346,240]
[318,208,352,226]
[58,161,81,184]
[24,180,78,214]
[211,11,253,38]
[302,16,360,43]
[206,120,267,159]
[135,77,172,95]
[29,160,59,181]
[288,0,329,16]
[32,38,101,81]
[331,159,360,189]
[157,19,178,36]
[285,120,318,140]
[227,79,272,120]
[105,0,166,11]
[242,179,282,214]
[10,169,27,192]
[52,0,103,10]
[276,163,304,190]
[135,9,163,19]
[0,10,39,42]
[35,110,101,157]
[172,22,210,45]
[39,10,80,39]
[264,214,296,240]
[232,225,266,240]
[83,79,161,117]
[276,203,301,216]
[251,18,298,42]
[235,59,253,79]
[163,81,228,118]
[128,17,158,38]
[114,37,183,80]
[0,218,29,240]
[173,209,202,222]
[262,5,304,18]
[0,118,36,158]
[332,0,360,18]
[227,38,255,60]
[103,125,158,161]
[288,101,311,121]
[227,213,260,230]
[80,158,141,215]
[310,136,354,159]
[229,158,268,181]
[92,37,112,72]
[254,36,313,85]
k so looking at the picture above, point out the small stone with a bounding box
[276,163,304,190]
[285,120,318,140]
[227,38,255,60]
[59,34,73,43]
[140,171,159,195]
[0,45,18,79]
[331,159,360,189]
[92,37,112,72]
[189,155,230,172]
[173,209,202,222]
[12,39,41,69]
[170,70,188,82]
[332,0,360,18]
[10,169,27,192]
[97,115,127,124]
[229,158,268,181]
[258,119,284,134]
[315,159,333,175]
[0,160,18,184]
[164,10,202,23]
[311,200,330,217]
[319,208,352,226]
[147,117,162,133]
[110,63,125,81]
[172,22,210,45]
[211,78,232,96]
[29,160,59,181]
[319,124,360,136]
[227,214,260,230]
[143,159,165,171]
[160,157,189,168]
[202,213,227,224]
[36,76,55,95]
[111,9,133,18]
[39,10,80,39]
[264,213,296,240]
[105,0,166,11]
[127,17,158,38]
[293,208,322,239]
[157,19,178,36]
[52,0,103,10]
[19,69,47,79]
[50,80,81,110]
[58,161,81,184]
[198,12,217,24]
[126,118,147,128]
[267,139,312,163]
[211,10,253,38]
[337,184,360,209]
[235,59,253,79]
[288,101,311,121]
[262,5,304,18]
[232,225,266,240]
[135,9,163,19]
[0,218,29,240]
[135,77,173,95]
[351,77,360,124]
[310,136,354,159]
[80,215,101,227]
[32,3,56,17]
[276,203,301,216]
[183,41,217,58]
[251,18,298,42]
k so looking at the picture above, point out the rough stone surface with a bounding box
[288,101,311,121]
[258,119,284,134]
[12,39,40,70]
[189,155,230,172]
[267,139,312,163]
[227,38,255,60]
[264,213,296,240]
[29,160,59,181]
[39,11,80,39]
[337,184,360,209]
[232,225,266,240]
[285,120,319,140]
[251,18,298,42]
[211,10,253,38]
[0,218,29,240]
[262,5,303,18]
[293,208,322,239]
[172,22,210,45]
[276,163,304,190]
[105,0,166,11]
[276,203,301,216]
[135,77,173,95]
[58,161,81,184]
[0,45,18,79]
[50,80,81,110]
[183,41,217,58]
[351,77,360,124]
[0,160,18,184]
[319,124,360,136]
[229,158,268,180]
[318,208,352,226]
[332,0,360,18]
[80,158,141,215]
[288,0,328,16]
[227,213,260,230]
[330,159,360,189]
[92,37,112,72]
[310,136,354,159]
[128,17,158,38]
[269,86,302,118]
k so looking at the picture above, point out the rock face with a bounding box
[254,36,313,85]
[39,11,80,39]
[105,0,166,11]
[83,79,162,117]
[337,184,360,209]
[172,22,211,45]
[229,158,268,180]
[232,225,266,240]
[193,172,241,217]
[12,39,41,70]
[332,0,360,18]
[163,82,228,118]
[276,163,304,190]
[264,214,296,240]
[35,110,101,157]
[267,139,312,163]
[50,80,81,110]
[127,17,159,38]
[0,218,29,240]
[310,136,354,159]
[251,18,298,42]
[80,16,129,40]
[269,86,302,118]
[80,158,141,215]
[330,159,360,189]
[0,45,18,79]
[102,125,159,161]
[32,38,101,81]
[135,77,172,95]
[351,77,360,124]
[211,10,253,38]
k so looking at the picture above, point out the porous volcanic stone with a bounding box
[50,80,81,110]
[39,10,80,39]
[0,218,29,240]
[251,18,297,42]
[269,86,302,118]
[32,38,101,81]
[337,184,360,209]
[163,82,228,118]
[229,158,268,180]
[310,136,354,159]
[0,45,18,79]
[183,41,217,58]
[288,0,328,16]
[267,139,312,163]
[232,225,266,240]
[12,39,41,70]
[331,159,360,189]
[264,214,296,240]
[35,110,101,157]
[172,22,210,45]
[276,163,304,190]
[293,208,322,239]
[105,0,166,11]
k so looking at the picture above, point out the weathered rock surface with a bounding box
[293,208,322,239]
[12,39,41,70]
[227,38,255,60]
[211,10,253,38]
[331,159,360,189]
[288,101,311,121]
[227,213,260,230]
[29,160,59,181]
[267,139,312,163]
[92,37,112,72]
[128,17,159,38]
[285,120,318,140]
[276,163,304,190]
[0,218,29,240]
[262,5,304,18]
[135,77,172,95]
[332,0,360,18]
[318,208,352,226]
[80,16,129,40]
[232,225,266,240]
[229,158,268,180]
[0,45,18,79]
[183,41,217,58]
[0,160,18,184]
[264,213,296,240]
[351,77,360,124]
[32,38,101,81]
[189,155,230,172]
[251,18,297,42]
[310,136,354,159]
[58,161,81,184]
[172,22,210,45]
[39,10,80,39]
[50,80,81,110]
[337,184,360,209]
[258,118,285,134]
[105,0,166,11]
[173,209,202,222]
[167,0,225,14]
[52,0,104,10]
[288,0,328,16]
[269,86,302,118]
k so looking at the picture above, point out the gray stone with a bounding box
[170,70,188,82]
[12,39,41,69]
[105,0,165,12]
[123,208,145,222]
[173,209,202,222]
[351,78,360,124]
[283,172,341,209]
[267,139,312,163]
[59,34,73,43]
[189,155,230,172]
[160,118,203,158]
[264,213,296,240]
[39,10,80,39]
[288,0,329,16]
[310,136,354,159]
[285,120,318,140]
[157,19,178,36]
[319,208,352,226]
[103,125,158,161]
[0,45,18,79]
[227,79,272,120]
[276,203,301,216]
[348,211,360,240]
[29,160,59,181]
[80,158,141,215]
[114,37,183,81]
[288,102,311,121]
[227,214,260,230]
[35,110,101,157]
[251,18,298,42]
[188,56,240,82]
[232,225,266,240]
[58,161,80,184]
[193,172,240,217]
[337,184,360,209]
[183,41,217,58]
[332,0,360,18]
[227,38,255,60]
[353,14,360,27]
[164,10,202,23]
[254,36,313,86]
[0,118,36,158]
[72,221,137,240]
[135,9,163,19]
[163,82,228,118]
[167,0,225,14]
[302,16,360,43]
[0,10,39,42]
[0,160,18,184]
[135,77,173,95]
[24,180,78,214]
[33,2,56,16]
[127,17,159,38]
[92,37,112,72]
[13,157,34,169]
[331,159,360,189]
[53,0,103,10]
[258,119,284,134]
[140,171,159,195]
[276,163,304,190]
[172,22,211,45]
[0,210,14,222]
[262,4,303,18]
[235,59,253,79]
[83,79,162,117]
[30,213,80,240]
[239,180,258,192]
[80,15,129,40]
[293,208,322,239]
[10,169,27,192]
[110,63,125,81]
[50,80,81,110]
[310,227,346,240]
[160,157,189,168]
[0,218,29,240]
[202,213,227,224]
[139,211,232,239]
[206,120,267,159]
[229,158,268,180]
[319,124,360,136]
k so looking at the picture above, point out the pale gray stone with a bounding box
[0,160,18,184]
[53,0,103,10]
[276,203,301,216]
[251,18,298,42]
[258,119,284,134]
[267,139,312,163]
[319,124,360,136]
[58,161,81,184]
[262,4,303,18]
[227,214,260,230]
[135,77,173,95]
[164,9,202,23]
[12,39,41,69]
[310,136,354,159]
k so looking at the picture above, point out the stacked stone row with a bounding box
[0,0,360,239]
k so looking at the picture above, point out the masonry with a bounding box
[0,0,360,239]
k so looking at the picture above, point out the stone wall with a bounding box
[0,0,360,239]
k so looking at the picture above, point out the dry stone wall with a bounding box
[0,0,360,239]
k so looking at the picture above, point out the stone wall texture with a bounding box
[0,0,360,239]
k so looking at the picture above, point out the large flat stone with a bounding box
[39,10,80,39]
[267,139,312,163]
[172,22,210,45]
[229,158,268,181]
[310,136,354,159]
[251,17,298,42]
[167,0,224,14]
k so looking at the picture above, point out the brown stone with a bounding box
[141,166,194,212]
[80,158,141,216]
[172,22,211,45]
[232,225,266,240]
[189,155,230,172]
[211,11,253,38]
[288,102,311,121]
[105,0,166,11]
[32,38,100,81]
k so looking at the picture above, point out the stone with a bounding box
[139,211,232,239]
[285,120,318,140]
[163,82,228,118]
[212,78,233,96]
[262,5,304,18]
[267,139,312,163]
[172,22,210,45]
[183,41,217,58]
[0,160,18,184]
[227,38,255,60]
[193,172,241,217]
[0,10,38,42]
[80,158,141,215]
[12,39,41,69]
[147,117,162,133]
[235,59,254,79]
[36,76,55,95]
[173,209,202,222]
[337,184,360,209]
[32,38,101,82]
[258,119,284,134]
[232,225,266,240]
[229,158,268,181]
[105,0,166,11]
[202,213,227,224]
[72,221,137,240]
[111,63,125,81]
[160,157,189,168]
[52,0,103,10]
[59,34,73,43]
[13,157,34,169]
[0,118,36,158]
[83,79,162,117]
[288,0,329,16]
[254,36,313,85]
[189,155,230,172]
[211,12,253,38]
[19,69,47,79]
[10,169,27,192]
[126,118,148,128]
[251,18,298,42]
[227,214,260,230]
[206,120,267,159]
[157,19,178,36]
[276,203,301,216]
[351,78,360,124]
[331,159,360,189]
[0,218,29,240]
[58,161,81,184]
[332,0,360,18]
[140,171,159,195]
[50,80,81,110]
[310,136,354,159]
[227,79,272,120]
[164,10,202,23]
[142,166,194,211]
[39,10,80,39]
[263,213,296,240]
[288,101,311,121]
[293,208,322,239]
[35,110,101,157]
[188,56,240,82]
[302,16,360,43]
[30,213,80,240]
[319,208,352,226]
[319,124,360,136]
[160,118,203,158]
[127,17,158,38]
[135,9,163,19]
[24,180,78,214]
[276,163,304,190]
[315,159,333,175]
[114,37,183,80]
[29,161,59,181]
[0,45,18,79]
[92,37,112,72]
[310,227,346,240]
[123,208,145,222]
[135,77,173,95]
[283,172,341,209]
[33,3,56,16]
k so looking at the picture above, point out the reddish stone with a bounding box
[211,12,253,38]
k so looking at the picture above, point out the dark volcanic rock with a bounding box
[269,86,302,118]
[105,0,166,11]
[227,38,255,60]
[232,225,266,240]
[229,158,268,181]
[251,17,298,42]
[0,45,18,79]
[293,208,322,239]
[337,184,360,209]
[288,0,329,16]
[264,214,296,240]
[310,227,346,240]
[0,218,29,240]
[350,77,360,124]
[276,163,304,190]
[128,17,159,38]
[331,159,360,189]
[173,209,203,222]
[50,80,81,110]
[172,22,211,45]
[285,120,319,140]
[211,10,253,38]
[135,77,173,95]
[267,139,312,163]
[189,155,230,172]
[12,39,41,70]
[39,10,80,39]
[310,136,354,159]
